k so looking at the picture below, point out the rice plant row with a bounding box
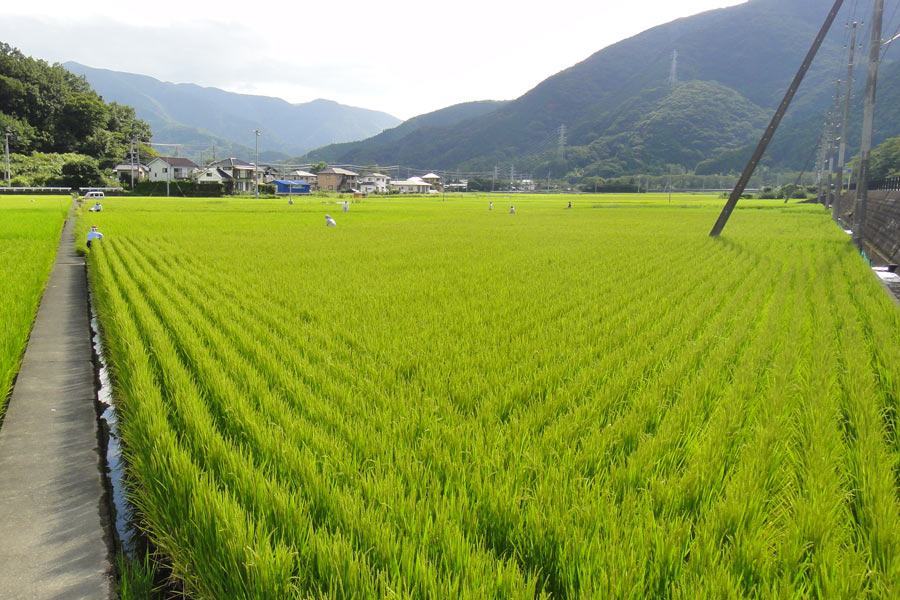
[83,195,900,598]
[0,196,68,410]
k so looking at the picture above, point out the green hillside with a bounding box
[0,42,151,187]
[304,100,508,164]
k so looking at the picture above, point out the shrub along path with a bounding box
[0,214,114,598]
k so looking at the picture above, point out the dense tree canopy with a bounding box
[0,41,151,185]
[867,136,900,181]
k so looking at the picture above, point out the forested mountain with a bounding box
[303,0,899,178]
[64,62,402,161]
[304,100,509,164]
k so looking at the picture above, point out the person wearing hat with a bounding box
[86,226,104,249]
[325,214,337,227]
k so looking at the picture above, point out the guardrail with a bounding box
[0,187,73,195]
[870,178,900,192]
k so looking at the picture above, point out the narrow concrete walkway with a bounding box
[0,215,114,599]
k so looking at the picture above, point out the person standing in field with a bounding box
[510,205,516,214]
[343,201,349,212]
[89,201,103,212]
[489,201,493,211]
[86,226,103,249]
[326,214,337,227]
[567,200,572,209]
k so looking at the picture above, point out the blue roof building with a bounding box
[271,180,312,195]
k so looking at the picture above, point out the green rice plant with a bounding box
[83,194,900,598]
[0,196,68,414]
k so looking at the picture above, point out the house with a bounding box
[271,180,311,195]
[208,158,259,193]
[146,156,199,182]
[390,176,432,194]
[196,167,233,186]
[359,173,390,194]
[113,163,149,183]
[421,173,442,191]
[316,167,358,192]
[290,170,318,189]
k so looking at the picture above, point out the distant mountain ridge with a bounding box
[304,100,509,164]
[64,62,402,162]
[300,0,900,177]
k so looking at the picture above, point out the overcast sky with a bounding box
[3,0,747,120]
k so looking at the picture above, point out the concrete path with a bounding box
[0,215,114,599]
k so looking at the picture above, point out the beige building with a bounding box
[317,167,358,192]
[422,172,442,191]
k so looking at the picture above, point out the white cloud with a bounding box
[1,1,748,119]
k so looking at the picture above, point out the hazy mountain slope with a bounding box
[64,62,401,160]
[304,100,509,163]
[304,0,888,176]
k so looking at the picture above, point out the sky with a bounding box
[2,0,747,121]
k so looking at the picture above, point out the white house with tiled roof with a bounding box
[359,172,390,194]
[147,156,199,182]
[209,158,258,193]
[196,167,233,185]
[390,176,432,194]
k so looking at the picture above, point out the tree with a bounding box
[866,136,900,181]
[61,155,104,188]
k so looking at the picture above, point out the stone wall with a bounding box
[836,190,900,264]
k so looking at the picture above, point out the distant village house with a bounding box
[390,176,432,194]
[421,173,442,191]
[317,167,359,192]
[207,158,260,193]
[147,156,199,182]
[359,173,390,194]
[113,163,149,182]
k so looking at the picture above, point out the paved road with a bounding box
[0,215,114,599]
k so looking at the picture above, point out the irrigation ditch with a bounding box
[89,286,180,598]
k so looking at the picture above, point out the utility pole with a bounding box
[852,0,883,250]
[709,0,845,237]
[166,157,170,198]
[253,129,261,199]
[129,138,136,190]
[4,131,10,187]
[833,21,858,222]
[824,78,842,209]
[510,164,515,189]
[492,165,497,192]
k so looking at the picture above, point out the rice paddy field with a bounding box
[81,193,900,598]
[0,196,68,410]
